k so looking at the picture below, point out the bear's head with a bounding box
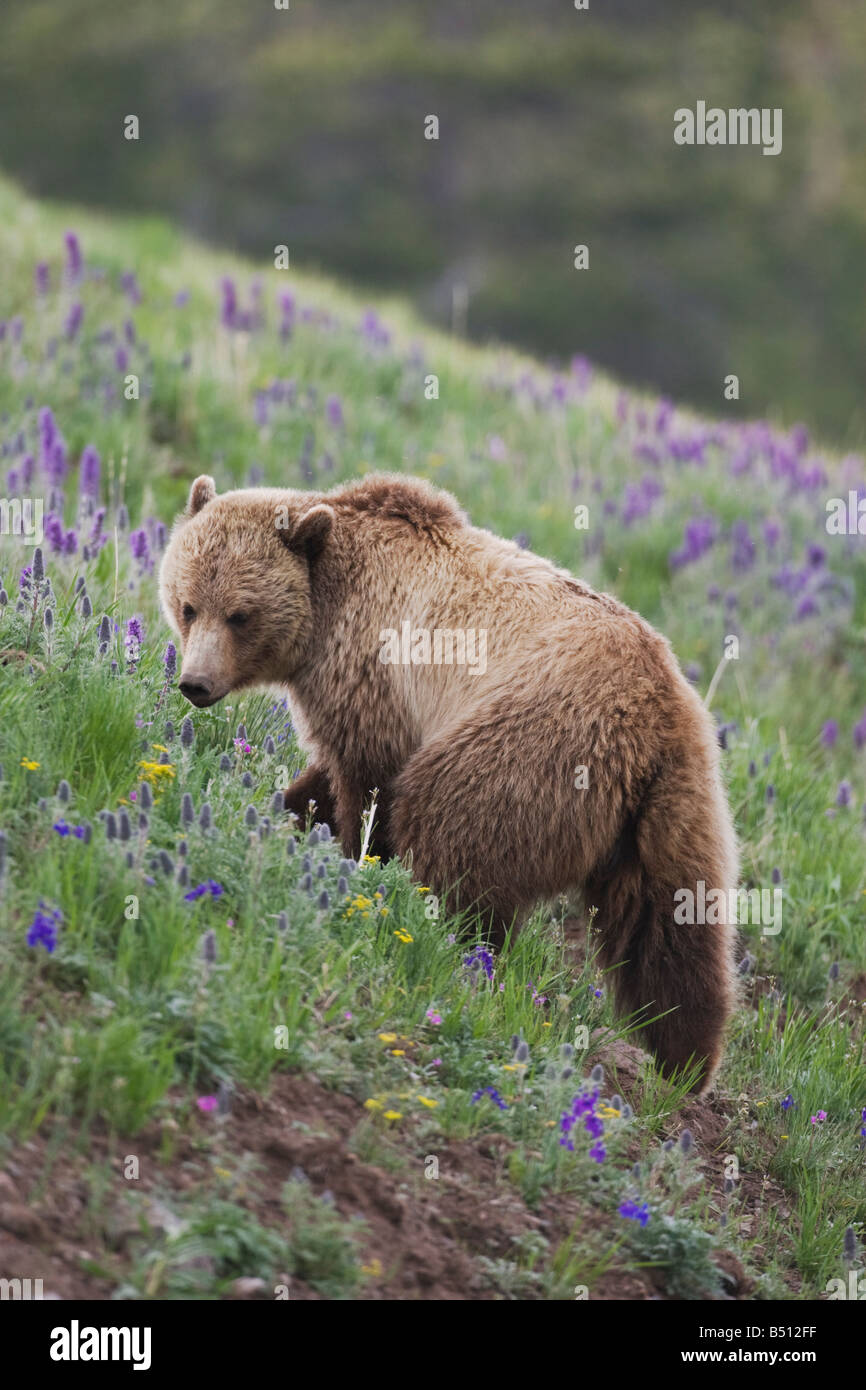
[158,476,333,707]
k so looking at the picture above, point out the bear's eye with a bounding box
[227,611,249,629]
[182,603,196,623]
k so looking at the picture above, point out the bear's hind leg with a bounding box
[586,747,738,1093]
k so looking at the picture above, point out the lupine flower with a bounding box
[325,394,344,428]
[27,901,62,952]
[618,1201,650,1227]
[559,1087,601,1152]
[79,445,100,498]
[184,880,224,902]
[163,643,177,680]
[65,302,84,341]
[35,262,50,294]
[129,528,152,572]
[180,717,194,748]
[64,231,82,281]
[471,1085,508,1111]
[124,616,144,668]
[120,271,142,304]
[220,278,238,329]
[836,781,852,808]
[464,948,494,980]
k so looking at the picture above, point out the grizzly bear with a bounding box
[160,471,738,1091]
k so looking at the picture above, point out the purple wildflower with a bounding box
[120,271,142,304]
[27,901,62,953]
[220,278,238,329]
[64,302,84,341]
[821,720,839,749]
[64,231,83,282]
[464,948,494,981]
[618,1201,650,1227]
[35,262,50,295]
[129,527,152,572]
[124,616,144,668]
[79,445,100,498]
[184,880,225,902]
[470,1085,508,1111]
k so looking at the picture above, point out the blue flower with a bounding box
[463,948,494,981]
[618,1201,650,1227]
[27,901,62,953]
[471,1086,508,1111]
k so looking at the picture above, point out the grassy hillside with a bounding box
[0,174,864,1300]
[1,0,866,442]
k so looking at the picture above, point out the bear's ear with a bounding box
[186,475,217,517]
[282,503,334,561]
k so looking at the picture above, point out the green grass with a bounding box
[0,172,864,1299]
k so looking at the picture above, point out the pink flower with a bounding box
[426,1009,441,1025]
[344,1011,353,1020]
[197,1095,218,1113]
[810,1110,827,1124]
[431,1058,442,1067]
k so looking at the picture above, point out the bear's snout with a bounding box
[179,674,218,707]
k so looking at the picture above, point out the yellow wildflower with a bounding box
[378,1033,398,1043]
[383,1110,402,1122]
[417,1096,438,1109]
[363,855,380,864]
[138,759,176,783]
[20,758,40,771]
[394,929,413,944]
[364,1098,383,1111]
[361,1258,383,1278]
[391,1049,406,1057]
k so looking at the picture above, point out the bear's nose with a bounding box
[179,675,215,706]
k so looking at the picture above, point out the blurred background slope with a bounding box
[0,0,864,442]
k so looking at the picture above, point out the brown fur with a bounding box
[160,471,739,1091]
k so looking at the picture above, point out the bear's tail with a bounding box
[586,730,739,1093]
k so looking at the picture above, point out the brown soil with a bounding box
[0,1028,794,1301]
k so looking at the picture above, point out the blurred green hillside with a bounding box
[0,0,864,444]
